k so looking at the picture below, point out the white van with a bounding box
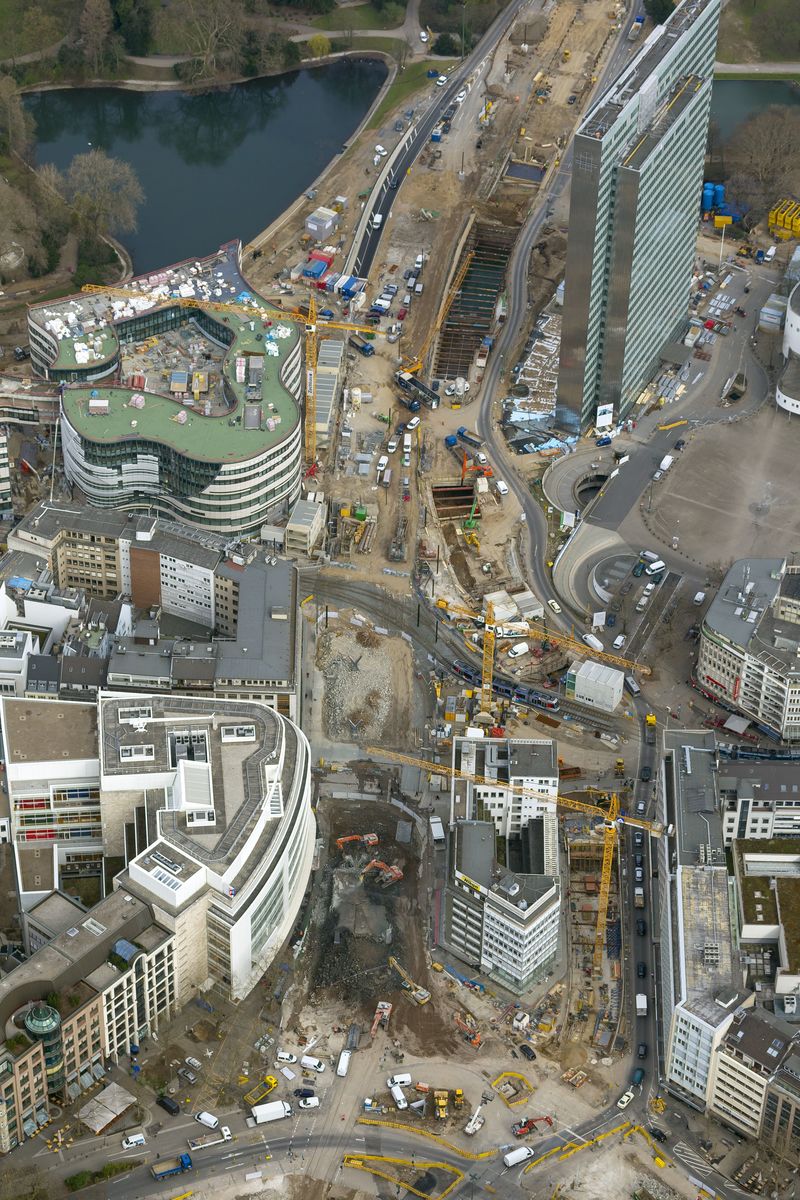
[371,213,383,229]
[612,634,627,650]
[387,1073,412,1088]
[376,455,389,474]
[195,1111,219,1129]
[390,1084,408,1110]
[640,550,660,563]
[582,633,604,652]
[122,1132,146,1150]
[693,591,706,606]
[495,480,509,496]
[336,1050,351,1078]
[403,433,412,454]
[503,1146,536,1168]
[645,560,665,576]
[507,641,530,659]
[301,1055,325,1073]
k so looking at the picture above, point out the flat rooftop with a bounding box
[665,730,723,868]
[703,558,800,675]
[2,698,98,764]
[719,760,800,802]
[27,892,88,936]
[34,241,300,463]
[454,820,555,913]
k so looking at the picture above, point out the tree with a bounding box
[307,33,331,58]
[80,0,114,74]
[21,5,62,52]
[57,148,144,237]
[177,0,245,78]
[0,74,34,157]
[726,106,800,221]
[111,0,157,55]
[644,0,675,22]
[433,31,459,54]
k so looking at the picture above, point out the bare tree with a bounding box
[0,74,34,157]
[21,5,62,51]
[178,0,245,78]
[726,106,800,220]
[57,149,144,238]
[80,0,114,74]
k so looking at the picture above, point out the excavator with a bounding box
[454,1012,481,1048]
[360,860,403,887]
[336,832,379,851]
[388,956,431,1005]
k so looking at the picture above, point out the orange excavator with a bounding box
[360,860,403,887]
[454,1012,481,1048]
[336,832,379,851]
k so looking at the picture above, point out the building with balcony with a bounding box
[708,1007,796,1138]
[27,243,303,535]
[696,558,800,742]
[763,1051,800,1161]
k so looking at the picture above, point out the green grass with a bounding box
[713,70,800,82]
[718,0,800,64]
[312,3,406,31]
[367,57,457,128]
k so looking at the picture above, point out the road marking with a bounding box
[673,1140,711,1176]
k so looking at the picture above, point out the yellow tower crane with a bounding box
[434,597,651,676]
[79,283,383,465]
[369,748,662,975]
[402,250,475,375]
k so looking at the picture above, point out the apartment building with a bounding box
[0,431,12,519]
[0,888,174,1152]
[708,1007,796,1138]
[697,558,800,742]
[719,760,800,844]
[658,731,750,1108]
[557,0,720,431]
[9,503,301,717]
[442,820,560,993]
[450,737,559,873]
[763,1051,800,1161]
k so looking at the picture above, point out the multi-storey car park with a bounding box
[26,241,304,535]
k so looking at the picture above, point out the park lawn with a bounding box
[367,57,457,128]
[312,3,406,32]
[717,0,800,63]
[0,0,80,56]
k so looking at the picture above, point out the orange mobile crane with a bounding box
[368,747,662,976]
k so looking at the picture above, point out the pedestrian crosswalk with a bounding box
[673,1141,711,1176]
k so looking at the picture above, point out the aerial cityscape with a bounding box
[1,0,800,1199]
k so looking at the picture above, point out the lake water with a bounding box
[25,61,387,273]
[709,79,800,141]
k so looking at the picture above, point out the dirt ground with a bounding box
[317,624,414,741]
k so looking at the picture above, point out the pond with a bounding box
[25,60,387,273]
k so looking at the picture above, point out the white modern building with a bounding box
[719,761,800,844]
[697,558,800,741]
[732,840,800,1018]
[565,659,624,712]
[0,431,12,519]
[777,282,800,415]
[28,242,303,535]
[99,693,315,1003]
[557,0,720,431]
[450,737,559,872]
[442,820,560,993]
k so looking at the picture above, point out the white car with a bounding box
[456,89,467,103]
[419,30,429,42]
[406,416,420,430]
[495,480,509,496]
[617,1088,635,1110]
[374,144,388,157]
[547,599,562,614]
[377,455,389,473]
[299,1096,320,1109]
[436,75,447,86]
[276,1051,297,1064]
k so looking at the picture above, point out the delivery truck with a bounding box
[659,454,674,473]
[636,994,648,1017]
[187,1126,232,1151]
[252,1100,292,1124]
[151,1153,193,1181]
[634,887,645,908]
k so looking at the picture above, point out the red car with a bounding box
[397,307,407,321]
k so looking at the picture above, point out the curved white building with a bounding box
[28,242,304,534]
[99,693,315,1002]
[777,282,800,415]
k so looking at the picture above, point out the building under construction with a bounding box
[434,223,516,380]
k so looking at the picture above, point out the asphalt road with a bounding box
[352,0,542,279]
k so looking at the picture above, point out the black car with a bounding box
[294,1087,315,1098]
[640,766,652,782]
[650,1127,669,1143]
[606,613,617,627]
[674,438,686,451]
[157,1095,181,1116]
[637,1043,648,1060]
[632,561,646,577]
[636,918,647,937]
[388,177,399,189]
[520,1044,537,1061]
[637,961,647,978]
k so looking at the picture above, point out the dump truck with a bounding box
[456,426,483,449]
[252,1100,292,1124]
[348,334,375,358]
[644,713,657,746]
[151,1153,193,1180]
[634,887,645,908]
[188,1126,232,1151]
[628,15,645,40]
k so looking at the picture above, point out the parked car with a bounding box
[185,1056,202,1071]
[294,1087,315,1098]
[637,1043,648,1060]
[674,438,686,450]
[157,1095,180,1116]
[596,436,612,447]
[299,1096,320,1109]
[178,1068,197,1084]
[632,562,645,577]
[419,29,429,41]
[406,416,420,430]
[617,1089,635,1110]
[520,1044,537,1061]
[277,1051,297,1064]
[547,599,561,613]
[436,75,447,86]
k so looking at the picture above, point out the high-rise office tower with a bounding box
[557,0,720,433]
